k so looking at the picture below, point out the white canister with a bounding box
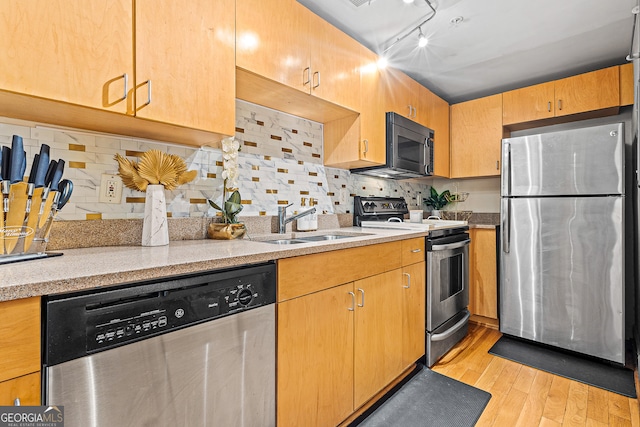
[409,210,423,223]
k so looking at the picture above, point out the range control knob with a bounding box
[238,289,253,306]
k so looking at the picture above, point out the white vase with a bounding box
[430,209,442,219]
[142,185,169,246]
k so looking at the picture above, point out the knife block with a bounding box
[0,186,56,260]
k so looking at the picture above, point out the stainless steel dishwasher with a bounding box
[43,262,276,427]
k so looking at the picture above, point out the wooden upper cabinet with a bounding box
[554,66,619,117]
[620,62,634,106]
[308,13,361,112]
[450,93,503,178]
[383,68,420,120]
[358,47,386,166]
[502,81,555,125]
[0,0,133,113]
[135,0,235,134]
[236,0,310,94]
[420,86,450,177]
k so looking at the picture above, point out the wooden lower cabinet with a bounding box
[277,251,426,427]
[277,283,354,427]
[0,373,40,406]
[402,262,426,367]
[354,270,403,408]
[468,229,498,320]
[0,296,41,405]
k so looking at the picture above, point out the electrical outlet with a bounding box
[99,174,123,204]
[339,188,348,205]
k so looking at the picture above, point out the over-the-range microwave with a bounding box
[351,112,434,179]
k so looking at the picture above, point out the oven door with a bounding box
[426,234,470,331]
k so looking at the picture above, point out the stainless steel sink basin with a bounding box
[259,232,372,244]
[296,234,353,242]
[261,239,309,245]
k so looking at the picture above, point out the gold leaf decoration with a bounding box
[113,150,197,192]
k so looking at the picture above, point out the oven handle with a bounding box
[430,239,470,251]
[431,310,471,342]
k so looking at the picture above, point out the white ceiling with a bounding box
[297,0,638,104]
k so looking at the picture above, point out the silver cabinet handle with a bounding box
[403,272,411,289]
[496,160,500,170]
[363,139,369,155]
[547,101,551,112]
[408,105,412,117]
[413,106,417,118]
[303,67,310,86]
[357,288,365,307]
[141,80,152,107]
[411,248,421,253]
[557,99,562,111]
[312,71,320,89]
[14,398,20,406]
[348,291,355,311]
[118,73,128,102]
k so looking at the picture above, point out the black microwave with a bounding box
[351,112,434,179]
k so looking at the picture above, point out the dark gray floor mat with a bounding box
[489,335,636,398]
[351,365,491,427]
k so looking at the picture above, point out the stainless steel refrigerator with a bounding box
[500,122,625,364]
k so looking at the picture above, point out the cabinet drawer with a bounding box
[401,238,425,265]
[0,297,41,383]
[278,241,402,301]
[0,373,40,406]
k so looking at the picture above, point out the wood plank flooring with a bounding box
[431,323,640,427]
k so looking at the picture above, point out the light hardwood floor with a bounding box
[431,323,640,427]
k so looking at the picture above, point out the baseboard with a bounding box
[469,314,499,330]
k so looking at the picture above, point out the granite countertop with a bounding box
[0,226,432,302]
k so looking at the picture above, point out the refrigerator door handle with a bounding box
[502,198,510,253]
[503,141,512,195]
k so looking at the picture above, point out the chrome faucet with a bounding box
[277,203,316,234]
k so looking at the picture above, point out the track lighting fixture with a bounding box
[418,27,428,47]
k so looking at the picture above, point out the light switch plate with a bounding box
[99,174,123,203]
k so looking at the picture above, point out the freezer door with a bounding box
[501,123,624,197]
[500,196,624,363]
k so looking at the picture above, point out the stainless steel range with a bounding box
[354,196,471,367]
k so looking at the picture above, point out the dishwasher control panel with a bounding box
[44,262,276,366]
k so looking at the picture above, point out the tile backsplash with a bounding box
[0,100,431,221]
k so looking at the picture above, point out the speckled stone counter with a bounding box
[1,227,429,302]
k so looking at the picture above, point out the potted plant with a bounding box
[208,137,246,239]
[423,187,451,218]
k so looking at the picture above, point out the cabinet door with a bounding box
[383,68,419,120]
[236,0,310,94]
[468,229,498,319]
[277,283,354,427]
[502,81,555,125]
[554,66,619,117]
[620,63,634,106]
[358,47,386,166]
[450,94,503,178]
[0,373,40,406]
[402,262,426,368]
[421,86,450,177]
[309,13,361,112]
[0,297,40,383]
[135,0,235,135]
[0,0,132,113]
[354,270,403,408]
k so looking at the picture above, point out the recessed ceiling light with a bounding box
[450,16,464,25]
[403,0,415,3]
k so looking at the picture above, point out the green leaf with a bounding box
[208,199,223,212]
[228,190,242,204]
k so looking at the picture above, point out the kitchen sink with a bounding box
[295,234,354,242]
[261,239,310,245]
[259,232,372,244]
